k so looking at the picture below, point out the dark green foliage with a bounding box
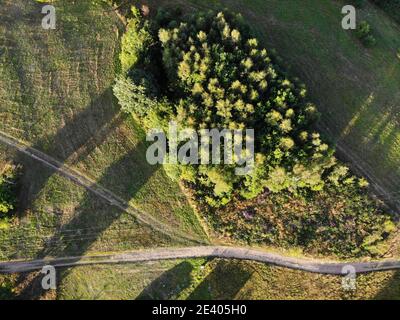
[356,21,377,47]
[154,6,183,28]
[0,279,14,300]
[352,0,367,8]
[0,165,18,228]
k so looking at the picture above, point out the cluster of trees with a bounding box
[115,8,371,205]
[0,165,18,229]
[113,7,395,256]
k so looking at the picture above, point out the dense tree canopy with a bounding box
[113,7,394,257]
[116,8,370,205]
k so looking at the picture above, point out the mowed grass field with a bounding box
[145,0,400,210]
[2,258,397,300]
[0,0,208,262]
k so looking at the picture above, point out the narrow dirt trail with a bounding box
[1,246,399,275]
[0,130,206,245]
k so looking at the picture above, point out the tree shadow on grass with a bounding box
[11,85,173,298]
[14,135,162,299]
[16,88,122,214]
[373,271,400,300]
[9,85,203,299]
[0,0,174,300]
[187,260,253,300]
[136,261,194,300]
[335,100,400,213]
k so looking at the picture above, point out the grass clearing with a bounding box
[37,258,400,300]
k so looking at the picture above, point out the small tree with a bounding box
[0,165,18,229]
[356,21,377,47]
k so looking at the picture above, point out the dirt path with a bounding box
[0,245,399,275]
[0,130,206,245]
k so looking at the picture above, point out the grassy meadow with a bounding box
[56,258,400,300]
[0,0,208,263]
[2,258,396,300]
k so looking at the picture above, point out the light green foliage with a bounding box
[153,10,343,202]
[117,8,392,212]
[120,7,155,72]
[205,167,233,197]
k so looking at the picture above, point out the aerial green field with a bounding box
[0,0,208,263]
[10,258,396,300]
[1,0,400,301]
[144,0,400,211]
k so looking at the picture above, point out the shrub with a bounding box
[119,7,155,72]
[211,184,393,258]
[0,279,15,299]
[356,21,377,47]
